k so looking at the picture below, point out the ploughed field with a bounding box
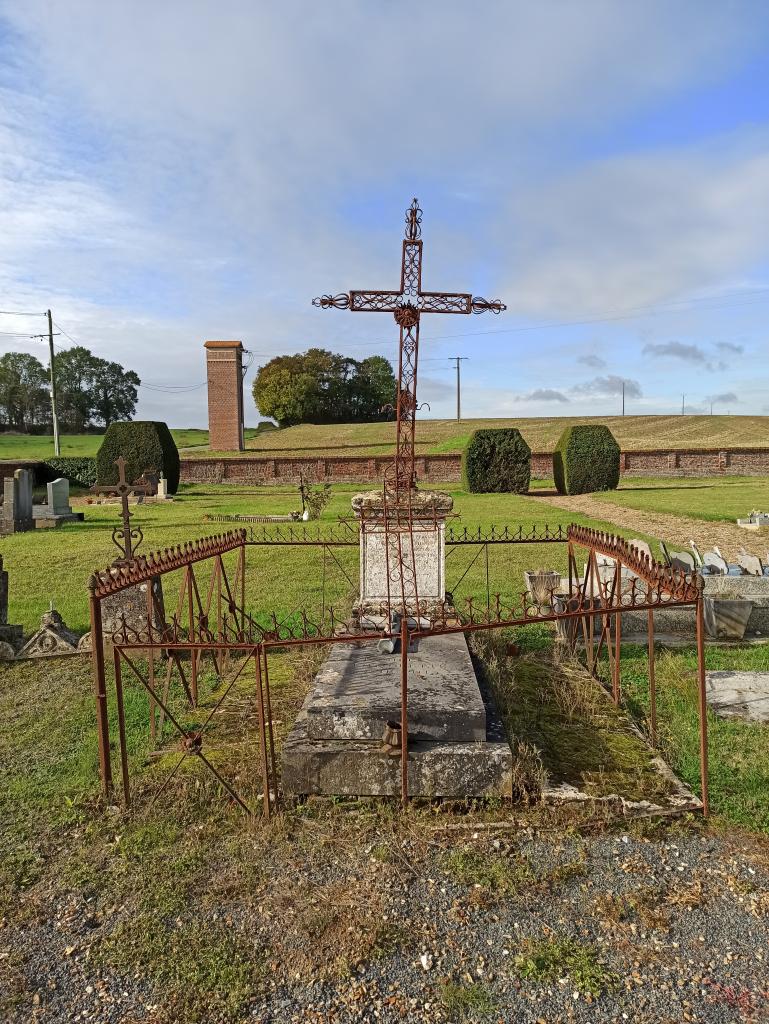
[0,414,767,461]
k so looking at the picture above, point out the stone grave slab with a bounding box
[706,671,769,722]
[282,632,512,799]
[304,633,486,743]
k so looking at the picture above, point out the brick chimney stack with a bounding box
[204,341,244,451]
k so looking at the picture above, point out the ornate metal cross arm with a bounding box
[311,197,507,496]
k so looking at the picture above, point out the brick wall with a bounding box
[0,460,45,485]
[204,341,244,452]
[180,446,769,486]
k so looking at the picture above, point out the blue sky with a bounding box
[0,1,768,425]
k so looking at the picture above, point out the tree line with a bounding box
[252,349,397,427]
[0,347,140,432]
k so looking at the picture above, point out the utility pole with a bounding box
[449,356,468,421]
[47,309,61,456]
[622,380,625,417]
[681,393,685,416]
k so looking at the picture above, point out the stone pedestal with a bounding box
[352,488,453,617]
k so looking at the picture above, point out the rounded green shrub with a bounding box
[462,428,531,493]
[552,424,620,495]
[96,421,180,493]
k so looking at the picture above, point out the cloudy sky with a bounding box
[1,1,768,425]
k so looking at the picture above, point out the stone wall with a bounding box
[180,446,769,486]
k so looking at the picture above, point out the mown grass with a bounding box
[0,427,264,461]
[617,642,769,831]
[0,481,661,633]
[595,475,769,522]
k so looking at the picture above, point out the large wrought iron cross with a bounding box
[313,199,506,497]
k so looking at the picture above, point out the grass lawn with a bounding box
[0,427,263,461]
[226,413,769,458]
[3,479,769,1021]
[0,482,662,634]
[593,475,769,523]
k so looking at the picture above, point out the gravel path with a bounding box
[3,821,768,1023]
[529,492,759,561]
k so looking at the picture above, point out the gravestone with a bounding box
[1,468,34,534]
[703,550,729,575]
[17,606,79,659]
[157,474,169,500]
[0,555,23,649]
[282,485,513,798]
[33,476,83,528]
[48,477,71,515]
[283,633,513,798]
[706,671,769,722]
[352,489,453,618]
[737,552,764,577]
[629,539,653,561]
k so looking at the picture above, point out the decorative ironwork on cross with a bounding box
[313,198,506,496]
[90,457,153,565]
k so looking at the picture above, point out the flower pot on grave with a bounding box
[703,597,754,641]
[524,571,562,614]
[552,594,604,643]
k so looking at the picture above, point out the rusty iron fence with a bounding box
[88,521,709,819]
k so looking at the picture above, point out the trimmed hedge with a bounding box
[42,457,97,488]
[553,424,620,495]
[462,428,531,493]
[96,421,180,493]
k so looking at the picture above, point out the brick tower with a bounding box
[204,340,244,451]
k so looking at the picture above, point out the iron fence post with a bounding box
[88,588,112,797]
[695,596,710,816]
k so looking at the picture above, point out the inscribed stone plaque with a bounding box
[360,524,444,606]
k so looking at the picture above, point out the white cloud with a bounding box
[0,1,768,422]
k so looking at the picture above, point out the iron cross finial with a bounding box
[405,198,422,241]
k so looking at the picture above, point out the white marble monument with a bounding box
[352,489,453,616]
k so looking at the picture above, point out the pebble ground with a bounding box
[2,820,768,1023]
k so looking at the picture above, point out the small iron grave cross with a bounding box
[313,198,506,496]
[91,457,153,565]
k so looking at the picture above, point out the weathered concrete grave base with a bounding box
[706,671,769,722]
[282,633,513,799]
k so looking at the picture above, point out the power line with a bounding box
[0,309,45,316]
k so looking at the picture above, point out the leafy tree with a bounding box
[252,349,396,427]
[0,352,50,430]
[55,346,140,431]
[91,360,140,427]
[55,346,93,431]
